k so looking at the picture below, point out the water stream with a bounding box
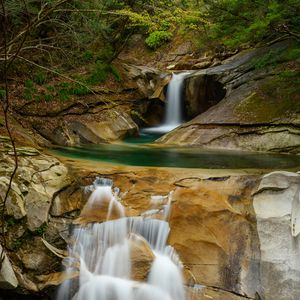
[57,178,186,300]
[143,72,191,134]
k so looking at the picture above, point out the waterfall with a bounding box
[164,72,188,127]
[57,178,186,300]
[143,72,191,134]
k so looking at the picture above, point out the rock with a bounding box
[51,185,84,217]
[0,244,18,289]
[188,286,247,300]
[121,63,161,98]
[34,110,139,145]
[184,73,226,119]
[102,170,260,298]
[7,224,26,250]
[45,217,73,245]
[159,41,300,153]
[81,111,138,141]
[253,171,300,299]
[17,237,60,275]
[0,177,26,220]
[150,73,171,101]
[22,156,70,231]
[36,271,79,290]
[14,147,40,156]
[169,181,260,298]
[130,234,155,281]
[25,186,52,231]
[192,60,212,70]
[14,266,39,292]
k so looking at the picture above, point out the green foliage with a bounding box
[110,66,121,81]
[12,238,23,250]
[34,223,48,236]
[281,47,300,61]
[251,43,300,69]
[58,88,71,101]
[82,51,94,62]
[70,84,90,96]
[46,85,55,92]
[0,89,6,99]
[86,61,110,85]
[203,0,300,48]
[145,31,173,49]
[44,94,54,102]
[23,80,36,101]
[6,217,16,227]
[251,49,284,69]
[24,79,34,89]
[33,72,47,85]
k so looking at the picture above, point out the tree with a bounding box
[202,0,300,47]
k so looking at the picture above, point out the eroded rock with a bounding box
[253,171,300,299]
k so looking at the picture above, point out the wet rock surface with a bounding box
[1,146,300,300]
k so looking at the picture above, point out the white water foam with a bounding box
[57,178,186,300]
[143,72,191,134]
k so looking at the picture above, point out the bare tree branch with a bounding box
[0,0,20,254]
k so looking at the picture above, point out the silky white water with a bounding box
[57,178,186,300]
[143,72,191,134]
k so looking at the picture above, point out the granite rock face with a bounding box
[253,171,300,300]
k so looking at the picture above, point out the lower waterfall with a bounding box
[57,178,186,300]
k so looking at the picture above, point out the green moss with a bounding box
[250,43,300,70]
[235,71,300,122]
[86,61,110,85]
[58,89,71,101]
[0,89,6,99]
[6,217,16,227]
[33,72,47,85]
[12,238,23,250]
[34,223,48,236]
[44,94,54,102]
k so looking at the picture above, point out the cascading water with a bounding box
[57,178,186,300]
[143,72,191,134]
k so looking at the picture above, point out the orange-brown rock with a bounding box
[129,234,155,281]
[169,176,260,298]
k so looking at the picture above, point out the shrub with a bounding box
[33,72,47,85]
[86,61,110,85]
[145,31,173,50]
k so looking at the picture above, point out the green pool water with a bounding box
[52,142,300,170]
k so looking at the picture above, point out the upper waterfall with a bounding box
[143,71,191,134]
[164,72,188,126]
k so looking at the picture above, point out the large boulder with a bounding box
[32,109,139,146]
[253,171,300,299]
[169,176,260,298]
